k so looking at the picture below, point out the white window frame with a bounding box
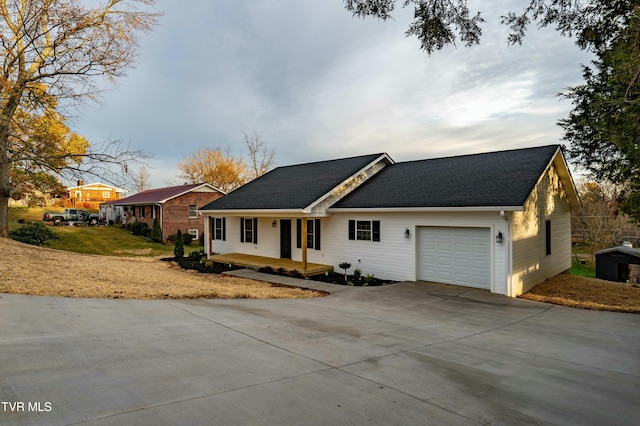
[188,204,198,218]
[188,229,198,240]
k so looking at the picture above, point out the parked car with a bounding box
[623,241,633,248]
[43,209,100,226]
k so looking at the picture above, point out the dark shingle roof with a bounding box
[114,183,214,205]
[333,145,561,209]
[200,153,386,210]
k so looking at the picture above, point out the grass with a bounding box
[8,207,202,257]
[571,256,596,278]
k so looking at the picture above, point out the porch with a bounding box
[209,253,333,277]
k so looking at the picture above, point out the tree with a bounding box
[151,218,162,243]
[344,0,484,54]
[177,147,247,193]
[344,1,633,54]
[561,10,640,222]
[572,181,627,252]
[135,165,151,193]
[173,229,184,259]
[0,0,160,237]
[244,131,276,180]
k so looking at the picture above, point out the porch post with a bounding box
[301,218,308,271]
[207,217,214,256]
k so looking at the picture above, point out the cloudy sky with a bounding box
[74,0,594,190]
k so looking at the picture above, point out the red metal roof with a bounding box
[111,183,219,205]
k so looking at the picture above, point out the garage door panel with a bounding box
[418,227,490,289]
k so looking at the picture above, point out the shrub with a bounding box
[10,222,59,246]
[189,248,204,259]
[174,230,184,258]
[204,260,213,268]
[151,219,162,243]
[364,274,376,285]
[339,262,351,281]
[353,268,362,281]
[131,221,150,236]
[182,232,194,245]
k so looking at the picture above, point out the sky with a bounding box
[73,0,595,191]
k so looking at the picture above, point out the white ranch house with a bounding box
[199,145,580,297]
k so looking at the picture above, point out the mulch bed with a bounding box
[258,266,397,287]
[162,257,243,274]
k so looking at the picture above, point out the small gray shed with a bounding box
[595,246,640,282]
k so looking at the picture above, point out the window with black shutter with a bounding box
[348,220,380,242]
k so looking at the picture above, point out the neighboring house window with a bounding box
[240,218,258,243]
[188,229,198,241]
[296,219,321,250]
[139,206,145,218]
[545,220,552,255]
[348,220,380,242]
[75,191,81,199]
[102,191,110,199]
[214,218,226,241]
[188,205,198,218]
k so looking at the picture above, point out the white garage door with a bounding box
[418,227,491,289]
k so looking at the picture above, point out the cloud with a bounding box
[73,0,594,189]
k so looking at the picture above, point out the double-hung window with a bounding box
[348,220,380,242]
[240,218,258,244]
[213,218,226,241]
[188,205,198,218]
[296,219,321,250]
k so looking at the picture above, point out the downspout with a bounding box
[500,210,513,297]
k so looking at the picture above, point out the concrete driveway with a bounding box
[1,277,639,425]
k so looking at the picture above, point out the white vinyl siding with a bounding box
[511,165,573,296]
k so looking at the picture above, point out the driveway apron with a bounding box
[1,278,639,425]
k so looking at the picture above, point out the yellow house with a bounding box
[64,180,127,209]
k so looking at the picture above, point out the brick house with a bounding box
[113,183,225,243]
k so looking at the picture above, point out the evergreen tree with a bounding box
[174,230,184,259]
[151,219,162,243]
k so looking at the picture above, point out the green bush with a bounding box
[182,232,194,245]
[10,222,59,246]
[131,221,150,236]
[189,249,205,259]
[174,230,184,258]
[151,219,162,243]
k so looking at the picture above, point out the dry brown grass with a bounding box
[520,273,640,314]
[0,238,324,300]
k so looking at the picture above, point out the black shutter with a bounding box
[253,218,258,244]
[348,220,355,240]
[296,219,302,248]
[315,219,321,250]
[240,218,245,243]
[372,220,381,242]
[222,218,226,241]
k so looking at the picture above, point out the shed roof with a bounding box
[595,246,640,258]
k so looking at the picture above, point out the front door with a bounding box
[280,220,291,259]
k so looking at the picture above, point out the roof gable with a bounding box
[114,183,223,205]
[333,145,569,209]
[200,153,389,212]
[67,182,127,193]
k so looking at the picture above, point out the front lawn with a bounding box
[8,207,202,257]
